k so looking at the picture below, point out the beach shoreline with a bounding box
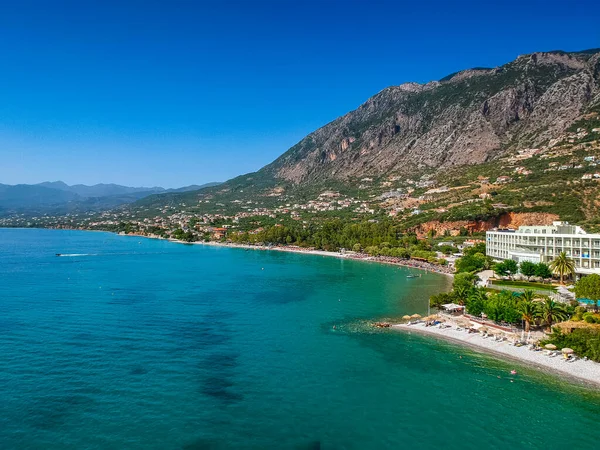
[393,322,600,389]
[184,239,455,278]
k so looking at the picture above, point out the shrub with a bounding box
[545,328,600,362]
[519,261,537,277]
[535,263,553,279]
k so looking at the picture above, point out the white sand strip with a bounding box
[393,323,600,388]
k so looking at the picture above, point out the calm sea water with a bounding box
[1,229,599,450]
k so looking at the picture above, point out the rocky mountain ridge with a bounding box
[260,49,600,185]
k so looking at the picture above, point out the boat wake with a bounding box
[55,253,95,257]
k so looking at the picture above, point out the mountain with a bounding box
[0,181,221,217]
[262,49,600,185]
[0,184,80,208]
[36,182,165,197]
[164,183,222,193]
[128,48,600,227]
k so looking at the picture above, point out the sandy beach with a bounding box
[393,322,600,388]
[190,240,455,277]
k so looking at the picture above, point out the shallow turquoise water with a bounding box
[0,229,599,450]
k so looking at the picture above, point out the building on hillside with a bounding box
[486,222,600,275]
[211,227,228,239]
[495,176,512,184]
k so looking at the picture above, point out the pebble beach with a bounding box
[393,322,600,388]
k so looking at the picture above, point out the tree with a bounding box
[430,292,454,310]
[454,285,471,306]
[463,242,486,256]
[467,288,488,316]
[439,245,457,255]
[519,261,537,278]
[352,243,361,252]
[455,254,486,273]
[549,252,576,285]
[537,298,568,331]
[517,290,539,332]
[494,259,518,277]
[574,274,600,309]
[519,289,537,303]
[534,263,553,279]
[453,272,477,291]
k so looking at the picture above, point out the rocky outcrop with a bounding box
[264,49,600,185]
[410,212,560,238]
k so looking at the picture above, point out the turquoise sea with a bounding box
[1,229,599,450]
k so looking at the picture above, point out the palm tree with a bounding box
[549,252,576,285]
[518,290,539,332]
[519,289,537,303]
[468,288,488,304]
[454,285,471,306]
[537,298,568,332]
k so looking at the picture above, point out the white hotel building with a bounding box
[486,222,600,275]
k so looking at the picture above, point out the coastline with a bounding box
[393,322,600,389]
[7,228,600,390]
[186,239,455,278]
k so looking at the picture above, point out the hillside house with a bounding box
[495,176,512,184]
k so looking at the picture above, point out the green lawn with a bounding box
[489,279,557,291]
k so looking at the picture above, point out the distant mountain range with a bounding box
[0,181,221,216]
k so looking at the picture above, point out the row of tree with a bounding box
[430,273,572,332]
[493,260,553,279]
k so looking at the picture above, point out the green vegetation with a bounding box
[490,279,556,291]
[228,219,447,265]
[574,274,600,306]
[454,243,493,273]
[172,228,197,242]
[494,259,519,277]
[550,252,576,284]
[430,275,572,330]
[544,328,600,362]
[519,261,537,277]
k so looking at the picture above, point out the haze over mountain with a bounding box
[0,181,221,216]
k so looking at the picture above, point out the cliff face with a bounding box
[263,49,600,185]
[410,212,561,238]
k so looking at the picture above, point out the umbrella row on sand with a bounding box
[544,344,574,354]
[402,314,423,320]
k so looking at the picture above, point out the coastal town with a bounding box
[4,3,600,447]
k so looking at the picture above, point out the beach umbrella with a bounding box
[410,314,421,319]
[402,315,411,320]
[479,326,488,333]
[544,344,557,350]
[561,348,574,354]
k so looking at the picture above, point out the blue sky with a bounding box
[0,0,598,188]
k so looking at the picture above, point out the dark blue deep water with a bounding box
[1,229,599,449]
